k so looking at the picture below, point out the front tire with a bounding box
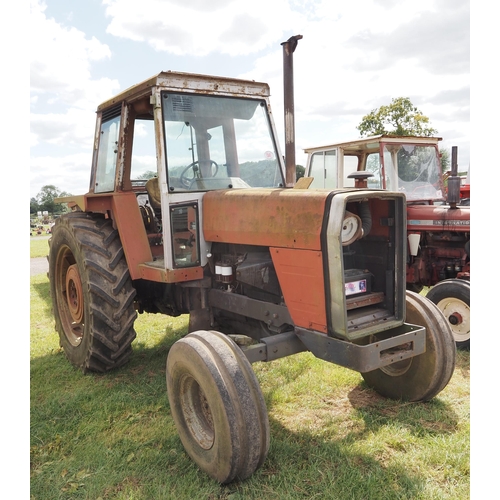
[166,330,270,483]
[48,213,137,372]
[426,279,470,350]
[361,291,456,402]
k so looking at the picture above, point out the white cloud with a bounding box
[30,153,92,198]
[30,108,96,148]
[30,0,121,192]
[102,0,300,56]
[30,0,118,108]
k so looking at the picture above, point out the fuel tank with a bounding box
[407,205,470,232]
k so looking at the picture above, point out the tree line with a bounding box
[31,185,72,217]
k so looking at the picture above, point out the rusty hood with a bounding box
[202,188,330,250]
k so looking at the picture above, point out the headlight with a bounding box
[341,211,362,246]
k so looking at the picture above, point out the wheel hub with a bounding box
[438,298,469,337]
[448,312,463,326]
[180,375,215,450]
[66,264,84,323]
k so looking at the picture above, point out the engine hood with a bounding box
[202,188,331,249]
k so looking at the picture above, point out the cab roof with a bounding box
[304,135,443,155]
[97,71,271,112]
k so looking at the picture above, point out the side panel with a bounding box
[271,248,328,333]
[110,193,153,279]
[83,192,153,280]
[203,189,328,249]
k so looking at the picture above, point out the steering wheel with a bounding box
[180,160,219,188]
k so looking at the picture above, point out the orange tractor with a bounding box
[305,136,470,349]
[49,38,455,483]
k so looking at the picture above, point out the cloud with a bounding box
[102,0,299,56]
[29,1,132,198]
[30,0,120,113]
[30,108,96,148]
[428,87,470,107]
[347,0,469,75]
[30,153,92,198]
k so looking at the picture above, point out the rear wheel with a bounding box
[166,330,269,484]
[426,279,470,350]
[361,291,456,402]
[48,213,137,372]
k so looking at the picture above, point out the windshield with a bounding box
[162,92,283,191]
[382,143,443,201]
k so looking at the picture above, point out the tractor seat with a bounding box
[145,177,161,211]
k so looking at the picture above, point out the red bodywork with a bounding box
[203,189,329,333]
[406,204,470,285]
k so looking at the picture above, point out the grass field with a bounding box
[30,248,470,499]
[30,235,50,259]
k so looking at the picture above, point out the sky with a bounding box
[29,0,470,199]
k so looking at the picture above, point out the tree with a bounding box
[440,149,450,174]
[296,165,305,180]
[357,97,438,137]
[35,185,72,216]
[30,197,39,215]
[137,170,157,180]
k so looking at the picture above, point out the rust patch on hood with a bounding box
[203,188,329,249]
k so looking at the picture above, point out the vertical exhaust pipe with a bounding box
[281,34,302,187]
[447,146,460,209]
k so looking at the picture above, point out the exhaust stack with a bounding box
[281,34,302,187]
[447,146,460,208]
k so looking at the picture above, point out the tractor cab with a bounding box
[64,72,286,283]
[304,135,445,203]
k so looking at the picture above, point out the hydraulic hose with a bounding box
[359,201,372,237]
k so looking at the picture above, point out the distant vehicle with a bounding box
[304,135,470,349]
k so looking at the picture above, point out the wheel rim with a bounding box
[179,374,215,450]
[55,245,84,346]
[380,357,412,377]
[436,297,470,343]
[66,264,84,324]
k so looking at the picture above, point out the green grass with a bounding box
[30,266,470,499]
[30,235,50,258]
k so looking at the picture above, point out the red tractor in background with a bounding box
[305,136,470,349]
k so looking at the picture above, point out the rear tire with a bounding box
[48,213,137,372]
[166,330,270,483]
[361,291,456,402]
[426,279,470,350]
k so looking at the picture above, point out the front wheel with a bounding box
[166,330,269,484]
[361,291,456,402]
[426,279,470,350]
